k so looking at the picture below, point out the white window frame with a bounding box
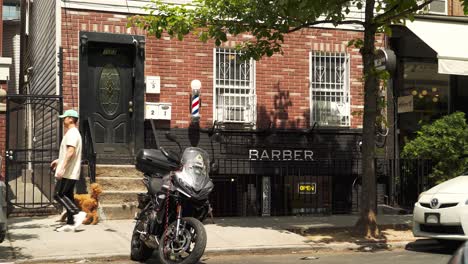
[213,48,256,124]
[309,51,351,127]
[427,0,448,15]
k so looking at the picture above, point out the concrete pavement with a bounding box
[0,214,414,263]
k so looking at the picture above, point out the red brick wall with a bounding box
[450,0,466,16]
[62,9,368,130]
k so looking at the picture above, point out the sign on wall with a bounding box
[146,76,161,94]
[249,149,314,161]
[145,102,172,120]
[374,48,396,73]
[298,182,317,195]
[398,95,414,113]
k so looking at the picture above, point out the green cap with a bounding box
[59,109,79,119]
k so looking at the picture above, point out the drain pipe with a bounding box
[26,82,33,182]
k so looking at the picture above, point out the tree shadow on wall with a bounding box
[257,83,310,130]
[256,81,362,158]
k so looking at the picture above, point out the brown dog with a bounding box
[59,183,103,225]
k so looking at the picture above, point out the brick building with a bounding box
[3,0,467,217]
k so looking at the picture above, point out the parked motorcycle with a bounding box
[130,132,214,264]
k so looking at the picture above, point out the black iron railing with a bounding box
[82,117,97,183]
[209,159,361,217]
[394,159,432,209]
[207,158,432,217]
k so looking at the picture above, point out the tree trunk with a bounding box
[354,0,380,238]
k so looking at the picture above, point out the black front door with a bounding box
[83,44,134,160]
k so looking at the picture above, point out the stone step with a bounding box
[101,203,139,220]
[100,190,141,204]
[96,165,143,178]
[97,155,135,165]
[96,177,146,192]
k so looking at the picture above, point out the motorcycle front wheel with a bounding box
[130,219,154,262]
[158,217,207,264]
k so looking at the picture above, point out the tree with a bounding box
[401,112,468,185]
[130,0,468,237]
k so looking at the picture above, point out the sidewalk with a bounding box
[0,214,414,263]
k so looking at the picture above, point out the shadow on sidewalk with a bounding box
[405,239,462,255]
[293,224,414,252]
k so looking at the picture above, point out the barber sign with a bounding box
[249,149,314,161]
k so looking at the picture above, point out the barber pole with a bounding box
[190,79,202,123]
[191,92,200,121]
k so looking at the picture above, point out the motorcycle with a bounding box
[130,132,214,264]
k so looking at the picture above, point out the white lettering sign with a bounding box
[249,149,314,161]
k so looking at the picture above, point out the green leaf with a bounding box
[402,112,468,184]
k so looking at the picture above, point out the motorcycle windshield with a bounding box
[176,147,211,192]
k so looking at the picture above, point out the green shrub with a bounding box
[401,112,468,184]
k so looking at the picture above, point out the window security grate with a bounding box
[310,51,350,127]
[214,48,256,124]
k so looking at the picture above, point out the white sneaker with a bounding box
[73,211,87,229]
[56,224,75,232]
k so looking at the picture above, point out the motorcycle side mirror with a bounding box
[165,132,179,143]
[165,132,182,154]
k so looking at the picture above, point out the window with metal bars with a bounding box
[214,48,256,124]
[310,51,350,127]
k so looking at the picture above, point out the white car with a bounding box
[413,175,468,241]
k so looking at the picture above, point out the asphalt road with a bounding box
[21,240,463,264]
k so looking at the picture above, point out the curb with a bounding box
[13,253,130,264]
[287,223,413,235]
[12,241,416,263]
[306,240,414,251]
[204,245,315,256]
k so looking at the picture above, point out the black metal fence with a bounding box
[208,158,431,217]
[5,95,63,215]
[376,159,432,209]
[209,159,361,217]
[82,117,97,183]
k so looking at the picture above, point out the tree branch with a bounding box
[375,0,434,25]
[288,19,364,33]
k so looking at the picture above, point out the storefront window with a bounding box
[399,61,449,142]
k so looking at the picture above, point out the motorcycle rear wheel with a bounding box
[130,219,154,262]
[158,217,207,264]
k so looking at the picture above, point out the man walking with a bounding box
[51,109,86,232]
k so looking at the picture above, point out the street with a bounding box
[24,240,461,264]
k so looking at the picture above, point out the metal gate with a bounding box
[5,95,63,215]
[209,159,360,217]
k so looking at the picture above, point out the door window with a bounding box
[99,64,121,116]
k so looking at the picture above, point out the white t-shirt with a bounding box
[56,127,82,180]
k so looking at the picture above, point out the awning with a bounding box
[405,18,468,76]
